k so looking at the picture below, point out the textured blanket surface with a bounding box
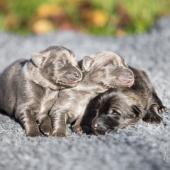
[0,17,170,170]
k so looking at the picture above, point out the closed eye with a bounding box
[108,109,121,116]
[57,60,66,68]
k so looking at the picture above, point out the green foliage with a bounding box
[121,0,165,33]
[91,0,117,13]
[0,14,5,31]
[7,0,44,21]
[0,0,170,35]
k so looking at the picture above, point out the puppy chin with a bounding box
[57,80,80,87]
[116,78,134,88]
[92,124,108,135]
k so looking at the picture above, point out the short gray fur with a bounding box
[0,17,170,170]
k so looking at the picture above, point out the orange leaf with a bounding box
[32,19,55,34]
[83,10,109,27]
[5,14,19,30]
[37,4,64,18]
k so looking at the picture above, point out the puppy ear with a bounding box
[82,56,94,72]
[115,68,134,87]
[31,53,48,67]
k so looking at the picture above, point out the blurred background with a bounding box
[0,0,170,36]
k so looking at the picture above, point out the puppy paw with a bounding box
[52,129,66,137]
[143,112,162,124]
[157,105,168,114]
[26,126,41,137]
[39,117,52,136]
[73,125,83,135]
[151,104,167,114]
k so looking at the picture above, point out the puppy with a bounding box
[40,51,134,137]
[0,46,82,136]
[81,67,167,135]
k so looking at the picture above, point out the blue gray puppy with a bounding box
[40,51,134,137]
[0,46,82,136]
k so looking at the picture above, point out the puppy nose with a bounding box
[65,71,81,82]
[73,71,81,79]
[126,70,134,79]
[94,123,98,128]
[71,71,82,82]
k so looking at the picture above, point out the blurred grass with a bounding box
[0,0,170,36]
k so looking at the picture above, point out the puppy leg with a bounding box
[151,92,167,114]
[16,109,41,137]
[72,117,83,135]
[140,70,167,117]
[39,116,52,136]
[37,111,53,136]
[143,104,162,123]
[50,111,67,137]
[143,91,167,123]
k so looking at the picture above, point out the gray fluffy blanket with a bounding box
[0,17,170,170]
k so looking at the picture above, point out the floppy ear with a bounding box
[82,56,94,72]
[31,53,48,67]
[115,68,134,87]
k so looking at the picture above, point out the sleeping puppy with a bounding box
[0,46,82,136]
[39,51,134,137]
[81,67,167,135]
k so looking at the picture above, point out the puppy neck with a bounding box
[75,72,108,94]
[23,61,59,90]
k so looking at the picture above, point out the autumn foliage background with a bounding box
[0,0,170,36]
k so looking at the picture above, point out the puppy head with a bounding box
[81,51,134,90]
[87,92,142,135]
[31,46,82,87]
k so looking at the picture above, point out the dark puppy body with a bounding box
[81,67,167,135]
[0,46,82,136]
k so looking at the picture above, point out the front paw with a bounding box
[143,112,162,123]
[39,117,52,136]
[52,129,66,137]
[151,104,167,114]
[26,125,41,137]
[73,125,83,135]
[157,105,168,114]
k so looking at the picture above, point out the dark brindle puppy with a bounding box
[0,46,82,136]
[81,67,167,135]
[40,51,134,137]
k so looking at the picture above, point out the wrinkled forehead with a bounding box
[41,48,78,66]
[93,51,127,67]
